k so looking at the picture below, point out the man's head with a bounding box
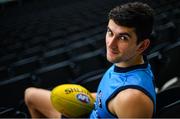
[106,2,154,66]
[108,2,154,44]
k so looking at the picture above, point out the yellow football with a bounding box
[50,84,95,117]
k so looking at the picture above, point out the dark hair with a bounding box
[108,2,154,44]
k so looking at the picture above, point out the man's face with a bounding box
[106,19,142,66]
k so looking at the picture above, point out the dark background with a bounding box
[0,0,180,117]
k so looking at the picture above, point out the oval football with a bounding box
[51,84,95,117]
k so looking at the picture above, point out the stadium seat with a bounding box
[34,61,72,89]
[74,69,106,92]
[156,79,180,117]
[0,73,35,107]
[157,100,180,118]
[0,0,180,117]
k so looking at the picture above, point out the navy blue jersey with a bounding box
[90,62,156,118]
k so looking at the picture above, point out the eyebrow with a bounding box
[107,26,131,38]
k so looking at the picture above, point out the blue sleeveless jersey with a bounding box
[90,62,156,118]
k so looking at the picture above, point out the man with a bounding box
[24,1,156,118]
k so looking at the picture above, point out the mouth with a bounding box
[108,48,119,54]
[107,49,119,57]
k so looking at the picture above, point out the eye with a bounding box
[107,28,113,36]
[118,35,129,41]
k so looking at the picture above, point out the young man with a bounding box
[24,1,156,118]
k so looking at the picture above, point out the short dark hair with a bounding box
[108,2,154,44]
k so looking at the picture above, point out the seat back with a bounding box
[157,100,180,118]
[156,83,180,117]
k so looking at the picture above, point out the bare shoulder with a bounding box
[109,88,154,118]
[119,88,150,100]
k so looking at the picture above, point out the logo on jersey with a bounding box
[76,93,90,104]
[97,90,102,108]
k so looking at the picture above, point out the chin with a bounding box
[107,56,119,64]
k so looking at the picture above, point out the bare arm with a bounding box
[91,92,96,99]
[109,89,154,118]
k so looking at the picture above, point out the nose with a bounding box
[107,36,117,49]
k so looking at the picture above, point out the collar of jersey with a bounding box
[114,56,148,73]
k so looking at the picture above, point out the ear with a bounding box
[137,39,150,54]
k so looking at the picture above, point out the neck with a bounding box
[115,55,144,68]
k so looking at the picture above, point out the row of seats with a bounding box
[0,0,180,117]
[0,23,179,84]
[0,28,106,80]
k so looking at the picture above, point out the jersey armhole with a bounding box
[106,85,156,117]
